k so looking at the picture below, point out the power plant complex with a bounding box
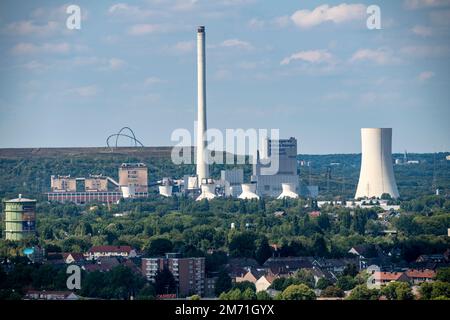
[2,27,402,240]
[42,26,400,203]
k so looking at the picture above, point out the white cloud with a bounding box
[22,60,48,70]
[11,42,71,55]
[172,0,199,11]
[108,3,159,20]
[412,25,433,36]
[291,4,366,28]
[145,77,166,85]
[248,16,291,30]
[404,0,450,9]
[350,49,395,65]
[69,85,98,97]
[4,20,59,36]
[281,50,334,65]
[128,24,161,35]
[108,58,126,70]
[418,71,435,81]
[220,39,253,50]
[171,40,195,54]
[248,18,265,30]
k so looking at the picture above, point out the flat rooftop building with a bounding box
[252,137,299,197]
[118,163,148,193]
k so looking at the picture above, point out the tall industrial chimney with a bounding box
[355,128,399,199]
[196,26,209,184]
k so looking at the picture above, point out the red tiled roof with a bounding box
[374,271,404,281]
[87,245,133,253]
[405,269,436,279]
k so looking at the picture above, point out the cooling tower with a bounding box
[238,184,260,200]
[355,128,399,199]
[159,185,173,197]
[196,26,209,184]
[277,183,299,199]
[196,183,216,201]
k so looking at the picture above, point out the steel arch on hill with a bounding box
[106,127,144,150]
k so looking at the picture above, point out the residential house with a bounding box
[235,268,266,284]
[263,257,314,276]
[255,274,277,293]
[367,271,410,289]
[405,269,436,285]
[227,258,259,279]
[83,257,120,272]
[85,245,137,260]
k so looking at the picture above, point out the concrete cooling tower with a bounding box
[355,128,399,199]
[277,183,299,199]
[238,184,260,200]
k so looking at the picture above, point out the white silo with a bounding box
[196,183,216,201]
[355,128,399,199]
[277,183,299,199]
[238,183,260,200]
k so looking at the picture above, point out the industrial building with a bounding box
[221,168,244,197]
[252,137,299,197]
[142,253,205,297]
[3,195,36,240]
[47,163,149,204]
[118,163,148,193]
[51,175,76,192]
[355,128,399,199]
[85,175,109,192]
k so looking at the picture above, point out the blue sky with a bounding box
[0,0,449,153]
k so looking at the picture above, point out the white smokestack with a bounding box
[196,26,209,184]
[355,128,399,199]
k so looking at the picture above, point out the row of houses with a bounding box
[46,246,207,298]
[368,269,436,289]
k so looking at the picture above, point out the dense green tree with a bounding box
[336,275,357,291]
[215,270,232,296]
[316,278,332,290]
[233,281,256,292]
[281,284,316,300]
[436,267,450,283]
[228,232,257,258]
[294,269,316,289]
[321,286,345,298]
[242,287,257,300]
[381,281,413,300]
[146,238,173,257]
[256,290,272,300]
[419,281,450,300]
[347,285,380,300]
[154,267,176,295]
[255,236,273,265]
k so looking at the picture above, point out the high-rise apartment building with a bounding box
[141,253,205,297]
